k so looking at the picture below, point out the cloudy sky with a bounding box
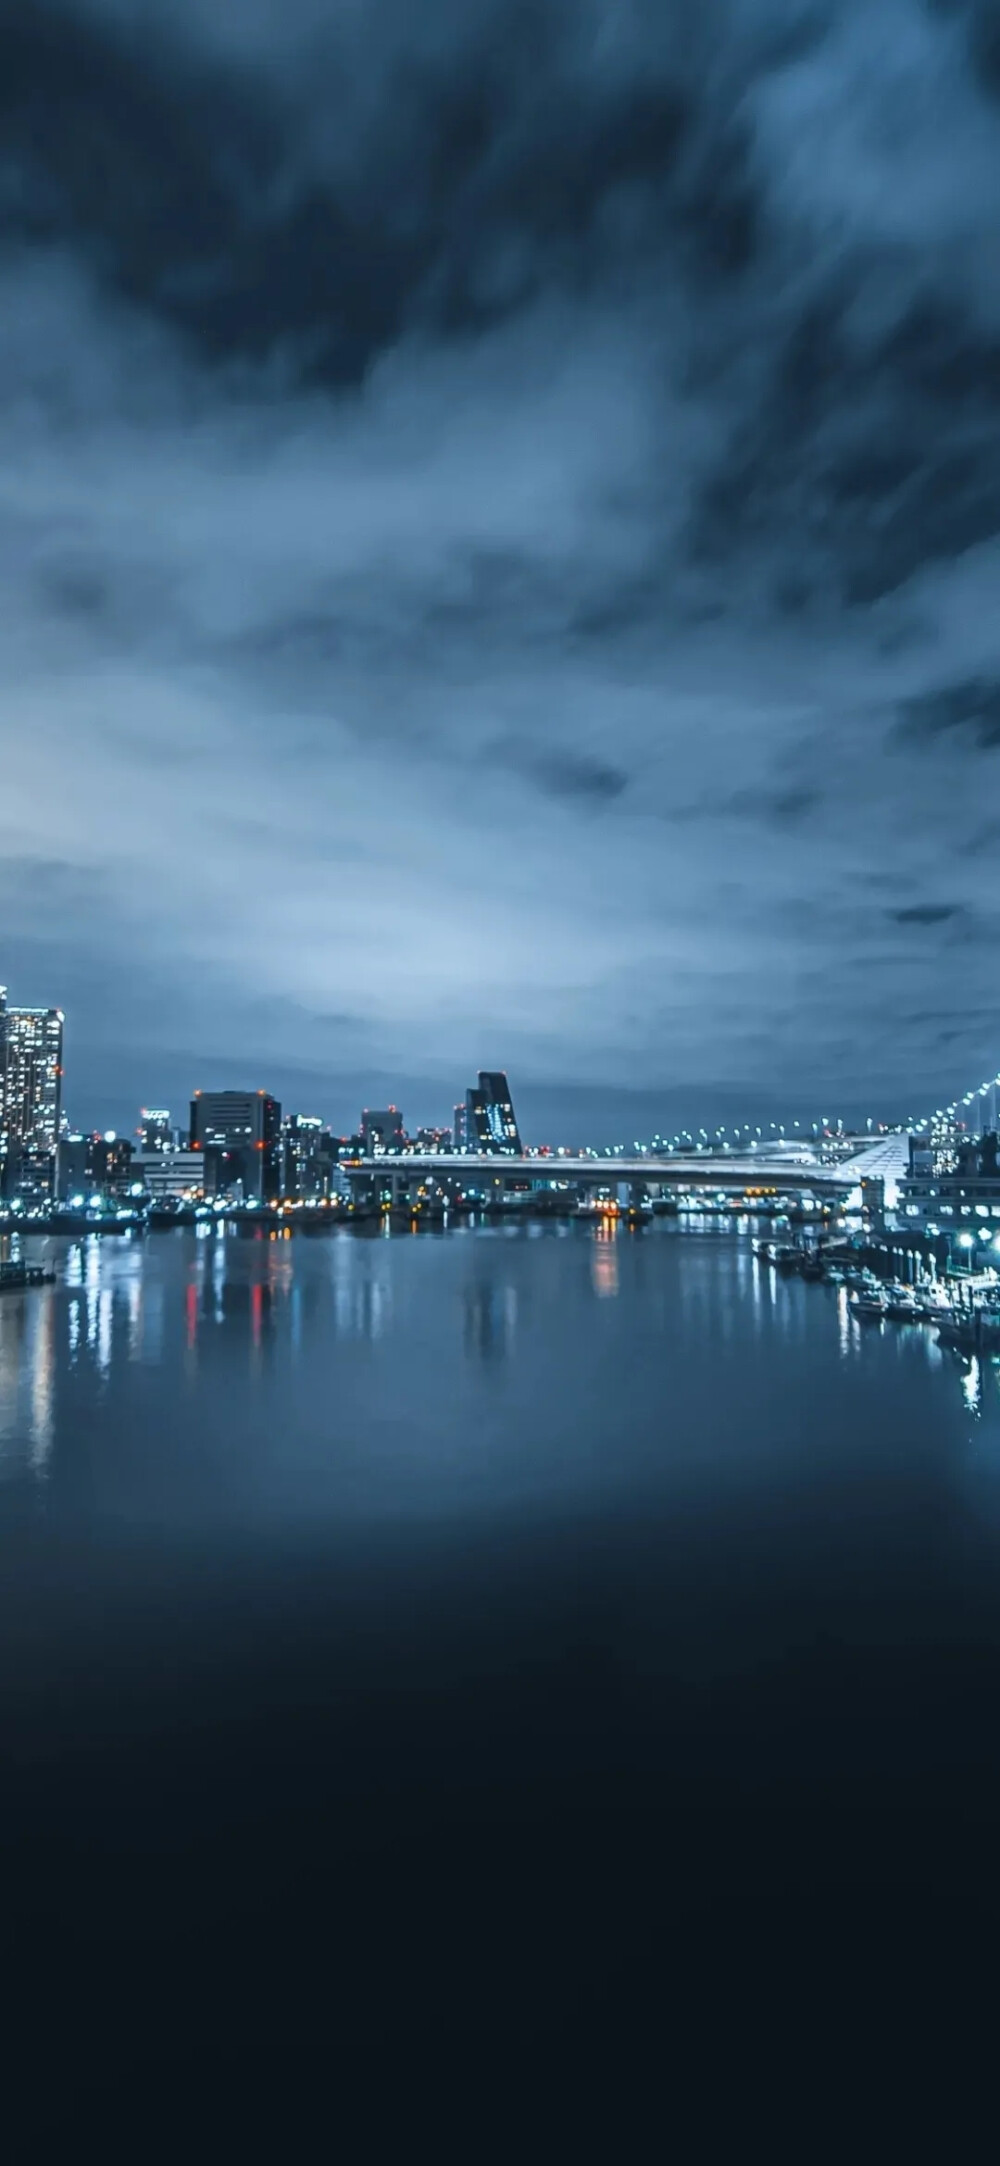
[2,0,999,1138]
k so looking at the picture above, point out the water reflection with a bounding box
[591,1226,619,1300]
[30,1293,55,1472]
[0,1221,994,1503]
[837,1285,852,1359]
[463,1280,518,1361]
[962,1357,983,1420]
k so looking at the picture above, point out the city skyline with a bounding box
[4,967,1000,1156]
[3,2,1000,1126]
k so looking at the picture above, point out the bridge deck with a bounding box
[339,1151,871,1193]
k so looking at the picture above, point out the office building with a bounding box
[361,1107,405,1155]
[453,1103,468,1151]
[88,1134,135,1194]
[901,1130,1000,1233]
[281,1115,330,1199]
[190,1090,282,1200]
[56,1132,90,1203]
[133,1151,205,1200]
[928,1112,965,1175]
[139,1109,173,1152]
[0,988,64,1200]
[0,989,63,1152]
[465,1072,522,1155]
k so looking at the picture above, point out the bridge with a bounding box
[337,1139,904,1203]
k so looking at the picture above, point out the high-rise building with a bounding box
[929,1112,965,1175]
[280,1115,330,1199]
[139,1109,173,1152]
[0,987,64,1199]
[453,1103,468,1151]
[88,1134,135,1194]
[465,1072,521,1155]
[0,989,63,1152]
[189,1090,282,1200]
[55,1132,89,1203]
[361,1107,405,1155]
[901,1129,1000,1231]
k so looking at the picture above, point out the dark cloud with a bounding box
[889,903,964,926]
[487,736,628,804]
[0,0,757,390]
[726,785,823,827]
[896,678,1000,750]
[525,751,629,805]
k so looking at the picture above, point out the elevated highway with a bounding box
[337,1147,889,1199]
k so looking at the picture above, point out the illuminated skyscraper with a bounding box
[0,989,64,1153]
[280,1114,330,1198]
[139,1108,173,1152]
[465,1072,521,1155]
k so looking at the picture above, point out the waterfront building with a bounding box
[280,1115,330,1199]
[133,1150,205,1201]
[56,1132,89,1202]
[0,989,63,1152]
[928,1112,965,1174]
[412,1127,452,1154]
[139,1109,173,1152]
[453,1103,468,1151]
[0,988,64,1200]
[189,1090,282,1201]
[465,1072,522,1156]
[361,1107,405,1155]
[88,1134,135,1194]
[900,1130,1000,1235]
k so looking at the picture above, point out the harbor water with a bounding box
[3,1215,1000,2079]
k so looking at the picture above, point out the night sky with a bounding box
[2,1,999,1138]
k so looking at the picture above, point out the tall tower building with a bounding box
[0,989,64,1152]
[0,988,64,1201]
[465,1072,522,1155]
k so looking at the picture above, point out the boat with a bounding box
[884,1286,924,1321]
[849,1288,886,1319]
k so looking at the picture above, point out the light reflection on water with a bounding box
[0,1219,994,1522]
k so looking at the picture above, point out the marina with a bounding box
[752,1233,1000,1357]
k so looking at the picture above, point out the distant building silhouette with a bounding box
[361,1107,405,1154]
[190,1090,281,1200]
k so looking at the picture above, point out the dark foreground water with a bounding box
[3,1217,1000,2106]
